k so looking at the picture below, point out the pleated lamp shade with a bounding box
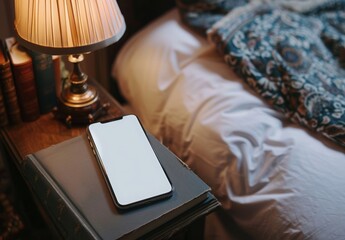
[14,0,126,55]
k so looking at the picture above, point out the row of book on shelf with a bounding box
[0,37,63,126]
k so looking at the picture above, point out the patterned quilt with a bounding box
[176,0,345,147]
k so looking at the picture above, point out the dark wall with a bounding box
[108,0,176,64]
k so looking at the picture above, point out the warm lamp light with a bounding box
[14,0,126,126]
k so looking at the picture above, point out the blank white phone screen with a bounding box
[88,115,172,208]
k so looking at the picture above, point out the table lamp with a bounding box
[13,0,126,126]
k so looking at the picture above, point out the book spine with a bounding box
[52,56,62,98]
[0,84,9,126]
[0,60,22,125]
[22,155,100,240]
[12,62,40,122]
[0,43,10,126]
[28,51,57,114]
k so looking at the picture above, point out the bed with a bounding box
[111,1,345,239]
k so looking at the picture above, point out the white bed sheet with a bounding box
[112,8,345,240]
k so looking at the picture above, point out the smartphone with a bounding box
[86,114,173,209]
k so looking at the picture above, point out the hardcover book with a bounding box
[0,40,22,124]
[5,37,40,122]
[0,45,9,126]
[52,56,61,97]
[27,50,57,114]
[0,81,8,126]
[23,133,219,239]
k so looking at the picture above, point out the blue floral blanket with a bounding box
[176,0,345,147]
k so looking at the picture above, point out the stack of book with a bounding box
[0,37,60,126]
[0,39,21,126]
[23,133,220,239]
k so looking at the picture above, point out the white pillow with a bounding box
[112,9,212,134]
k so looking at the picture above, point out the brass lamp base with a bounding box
[53,86,110,127]
[53,54,110,127]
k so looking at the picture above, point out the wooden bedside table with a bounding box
[0,80,124,239]
[0,81,220,239]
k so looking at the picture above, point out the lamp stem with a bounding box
[68,54,88,94]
